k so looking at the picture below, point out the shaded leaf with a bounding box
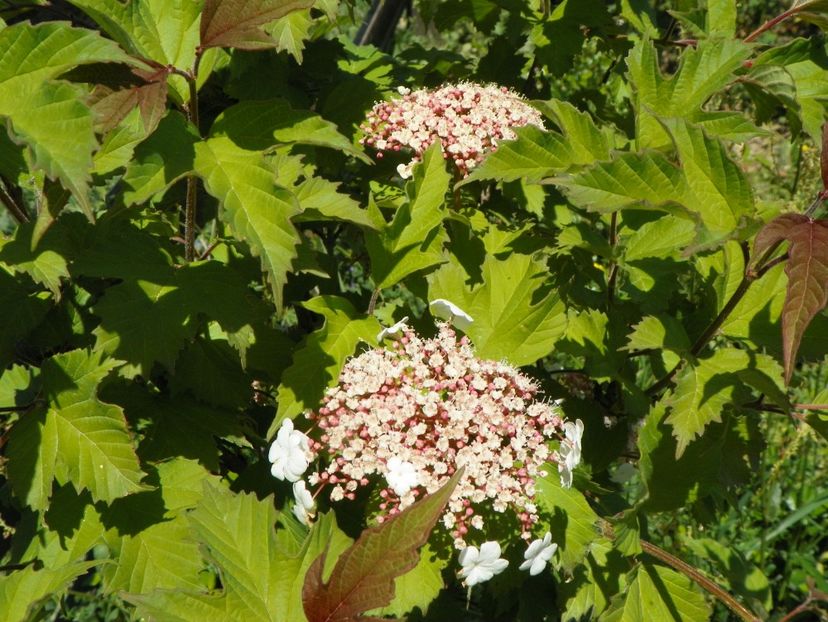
[0,561,98,622]
[302,470,461,622]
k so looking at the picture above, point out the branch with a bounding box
[640,540,761,622]
[0,177,29,224]
[744,5,801,43]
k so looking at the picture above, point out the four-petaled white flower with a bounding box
[268,418,311,482]
[385,457,420,496]
[377,316,409,342]
[292,480,316,526]
[458,541,509,586]
[557,418,584,488]
[429,299,474,331]
[519,532,557,576]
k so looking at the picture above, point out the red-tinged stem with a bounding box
[744,6,802,43]
[794,403,828,411]
[640,540,761,622]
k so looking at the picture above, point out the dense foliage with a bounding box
[1,0,827,620]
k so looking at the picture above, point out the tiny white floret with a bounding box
[385,457,420,496]
[429,299,474,331]
[292,480,316,526]
[268,418,311,482]
[458,541,508,587]
[519,532,557,576]
[377,316,409,342]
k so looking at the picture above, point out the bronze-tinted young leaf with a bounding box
[91,72,168,134]
[754,213,828,382]
[302,470,462,622]
[200,0,315,50]
[779,218,828,382]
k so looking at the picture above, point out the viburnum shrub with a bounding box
[2,1,828,621]
[359,82,546,178]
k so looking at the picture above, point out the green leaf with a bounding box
[460,125,575,185]
[535,471,599,571]
[0,82,97,218]
[6,349,147,510]
[211,99,369,162]
[664,347,753,457]
[536,99,612,162]
[706,0,736,36]
[622,315,690,354]
[123,111,199,205]
[270,295,379,437]
[200,0,316,50]
[194,137,301,310]
[292,176,376,228]
[661,117,754,240]
[558,151,684,213]
[0,561,98,622]
[627,38,751,148]
[302,470,461,621]
[560,538,629,621]
[428,252,567,366]
[0,271,52,368]
[103,515,204,594]
[367,144,451,288]
[753,214,828,382]
[266,9,313,62]
[600,563,710,622]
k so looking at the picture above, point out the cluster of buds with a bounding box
[359,82,546,178]
[276,317,582,548]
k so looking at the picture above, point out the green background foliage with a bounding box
[0,0,827,620]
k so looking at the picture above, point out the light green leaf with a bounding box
[428,252,567,366]
[620,0,659,36]
[123,111,200,205]
[194,137,301,310]
[292,176,376,228]
[460,125,576,185]
[0,82,96,218]
[68,0,202,101]
[600,563,710,622]
[367,144,451,288]
[270,295,379,437]
[104,515,204,594]
[535,99,612,162]
[622,216,696,261]
[662,117,754,239]
[6,349,147,510]
[560,538,629,621]
[622,315,690,354]
[627,38,751,148]
[266,9,312,62]
[664,348,754,457]
[210,99,369,162]
[535,471,599,571]
[0,561,98,622]
[558,150,684,213]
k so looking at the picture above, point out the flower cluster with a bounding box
[296,319,579,547]
[359,82,546,178]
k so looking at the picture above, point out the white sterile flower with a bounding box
[292,481,315,526]
[562,419,584,468]
[268,418,311,482]
[429,299,474,331]
[377,316,409,342]
[458,541,509,587]
[385,457,420,496]
[519,532,557,576]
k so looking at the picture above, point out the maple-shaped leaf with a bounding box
[754,213,828,382]
[90,67,168,135]
[200,0,315,50]
[302,470,462,622]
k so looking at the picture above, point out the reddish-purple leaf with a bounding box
[200,0,315,50]
[753,213,808,262]
[779,218,828,382]
[302,470,462,622]
[821,122,828,191]
[92,78,168,134]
